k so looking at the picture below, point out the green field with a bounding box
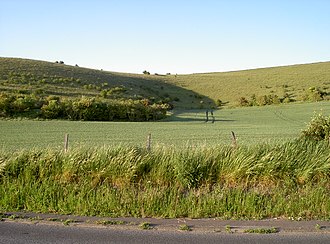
[1,101,329,151]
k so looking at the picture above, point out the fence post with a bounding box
[146,133,151,151]
[205,110,209,122]
[231,131,237,148]
[64,133,69,152]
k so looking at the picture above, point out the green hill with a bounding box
[1,57,330,109]
[0,57,213,109]
[165,62,330,107]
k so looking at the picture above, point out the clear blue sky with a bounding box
[1,0,330,74]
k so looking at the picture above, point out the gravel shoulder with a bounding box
[2,211,330,234]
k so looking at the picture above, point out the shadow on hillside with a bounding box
[107,74,216,109]
[165,110,236,122]
[0,58,216,109]
[166,116,236,122]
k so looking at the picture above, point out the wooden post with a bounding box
[231,131,237,148]
[64,133,69,152]
[146,133,151,151]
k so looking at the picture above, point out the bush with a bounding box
[238,97,249,106]
[0,91,169,121]
[302,87,327,102]
[41,99,64,119]
[0,93,39,116]
[301,113,330,140]
[11,95,38,113]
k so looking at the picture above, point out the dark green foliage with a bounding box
[0,93,40,116]
[302,87,328,102]
[40,97,169,121]
[41,99,64,119]
[239,93,290,107]
[0,93,169,121]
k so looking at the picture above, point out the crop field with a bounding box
[1,101,329,151]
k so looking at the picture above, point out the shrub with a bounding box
[0,91,169,121]
[11,95,38,113]
[256,95,268,106]
[302,87,327,102]
[0,93,13,116]
[41,100,64,119]
[0,94,39,116]
[301,113,330,140]
[100,90,108,98]
[239,97,249,107]
[216,99,222,107]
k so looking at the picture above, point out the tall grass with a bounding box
[1,140,330,219]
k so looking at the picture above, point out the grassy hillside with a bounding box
[0,57,213,109]
[166,62,330,107]
[1,57,330,109]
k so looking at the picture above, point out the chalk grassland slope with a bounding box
[0,57,214,108]
[2,57,330,109]
[164,62,330,106]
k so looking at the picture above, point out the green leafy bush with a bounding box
[41,99,65,119]
[0,93,39,116]
[0,93,13,116]
[301,113,330,140]
[0,91,169,121]
[302,87,327,102]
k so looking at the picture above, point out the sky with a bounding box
[1,0,330,74]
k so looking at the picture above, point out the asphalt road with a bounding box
[1,221,330,244]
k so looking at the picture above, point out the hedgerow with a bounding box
[0,93,170,121]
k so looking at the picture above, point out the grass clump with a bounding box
[139,222,152,230]
[178,224,192,231]
[244,227,278,234]
[8,214,19,220]
[225,225,233,233]
[96,220,126,226]
[62,219,76,226]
